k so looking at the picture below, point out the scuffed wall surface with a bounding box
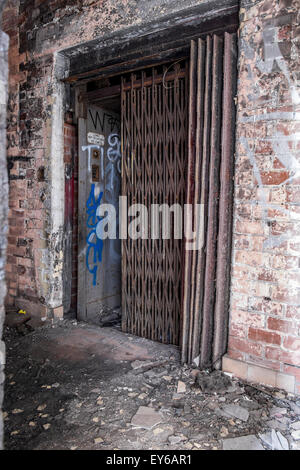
[18,0,209,54]
[3,1,52,315]
[0,0,8,450]
[229,0,300,393]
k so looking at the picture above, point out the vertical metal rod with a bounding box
[191,35,213,362]
[200,34,223,369]
[189,38,206,362]
[213,32,237,368]
[181,40,198,363]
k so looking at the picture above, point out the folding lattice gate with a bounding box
[121,32,237,366]
[182,33,237,368]
[121,62,188,345]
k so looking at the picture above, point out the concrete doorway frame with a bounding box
[48,0,239,345]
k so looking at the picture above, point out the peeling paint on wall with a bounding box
[238,24,300,249]
[229,0,300,394]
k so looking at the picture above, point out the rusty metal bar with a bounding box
[188,38,206,363]
[190,36,213,363]
[80,85,121,103]
[200,34,224,369]
[120,32,236,360]
[79,69,186,102]
[66,51,190,84]
[187,39,206,363]
[212,32,237,368]
[181,40,197,363]
[179,63,190,350]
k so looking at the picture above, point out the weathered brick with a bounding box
[248,327,281,345]
[249,297,285,316]
[229,322,247,339]
[265,347,300,367]
[267,317,297,335]
[260,171,290,186]
[235,219,266,236]
[230,0,300,392]
[286,305,300,320]
[228,336,263,358]
[230,309,265,328]
[283,336,300,351]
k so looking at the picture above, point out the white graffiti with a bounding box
[107,134,121,164]
[239,25,300,250]
[105,133,121,200]
[241,27,300,106]
[82,144,105,180]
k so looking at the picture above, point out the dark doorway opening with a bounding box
[121,61,189,346]
[69,2,238,365]
[77,60,189,345]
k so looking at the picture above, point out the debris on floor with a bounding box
[3,319,300,450]
[221,404,249,422]
[131,406,163,430]
[195,370,233,393]
[98,308,122,327]
[222,435,264,451]
[4,310,33,336]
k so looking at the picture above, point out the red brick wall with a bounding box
[3,0,19,306]
[228,0,300,394]
[3,0,53,316]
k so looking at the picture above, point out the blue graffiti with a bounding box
[86,184,104,286]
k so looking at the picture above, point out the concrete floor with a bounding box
[3,319,300,450]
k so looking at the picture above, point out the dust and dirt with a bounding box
[3,319,300,450]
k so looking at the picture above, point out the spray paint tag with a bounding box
[87,132,105,146]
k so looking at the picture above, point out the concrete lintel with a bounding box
[62,0,239,81]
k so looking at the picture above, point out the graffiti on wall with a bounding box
[88,108,120,134]
[105,133,122,265]
[82,130,121,287]
[238,25,300,250]
[85,183,104,286]
[106,133,121,198]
